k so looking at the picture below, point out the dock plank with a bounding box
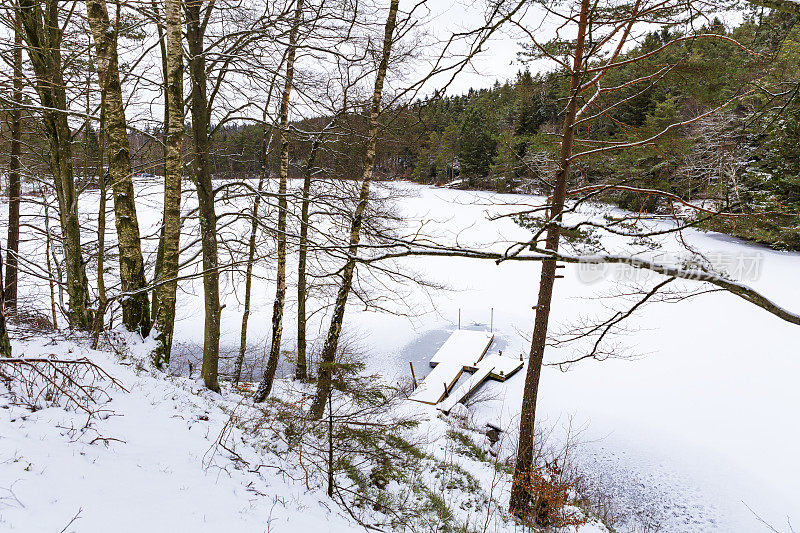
[408,361,464,404]
[429,330,494,367]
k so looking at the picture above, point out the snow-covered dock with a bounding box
[437,353,523,413]
[409,330,494,405]
[408,330,523,409]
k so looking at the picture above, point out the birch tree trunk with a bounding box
[92,86,108,348]
[308,0,399,419]
[19,0,92,329]
[0,241,11,357]
[5,7,22,316]
[150,0,168,322]
[85,0,151,336]
[508,0,590,518]
[234,104,276,384]
[254,0,305,402]
[295,140,320,381]
[186,0,221,392]
[153,0,184,369]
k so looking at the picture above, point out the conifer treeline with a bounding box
[158,12,800,249]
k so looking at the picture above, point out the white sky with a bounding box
[415,0,530,93]
[412,0,749,96]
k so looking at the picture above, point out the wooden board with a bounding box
[436,354,523,412]
[437,363,496,413]
[481,353,524,381]
[408,361,464,405]
[429,330,494,367]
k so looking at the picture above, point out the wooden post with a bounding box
[409,361,418,389]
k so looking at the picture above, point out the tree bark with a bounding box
[254,0,305,402]
[234,113,273,383]
[308,0,399,419]
[295,141,319,381]
[508,0,590,518]
[295,124,330,381]
[19,0,92,329]
[186,0,221,392]
[153,0,184,369]
[233,173,263,384]
[92,82,108,349]
[0,241,11,357]
[43,188,58,329]
[86,0,151,337]
[5,8,22,316]
[93,160,108,348]
[150,0,169,323]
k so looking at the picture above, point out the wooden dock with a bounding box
[408,330,523,410]
[437,353,523,413]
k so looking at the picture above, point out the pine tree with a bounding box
[458,105,496,187]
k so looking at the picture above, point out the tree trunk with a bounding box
[150,0,169,323]
[254,0,305,402]
[508,0,590,518]
[308,0,399,419]
[92,85,108,349]
[93,170,108,347]
[234,105,276,384]
[86,0,151,337]
[296,134,324,381]
[233,173,263,384]
[43,188,58,329]
[0,241,11,357]
[19,0,92,329]
[5,8,22,316]
[186,0,221,392]
[153,0,184,369]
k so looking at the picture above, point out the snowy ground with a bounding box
[1,179,798,531]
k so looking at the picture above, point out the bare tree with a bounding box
[235,101,277,384]
[186,0,221,392]
[85,0,151,336]
[18,0,92,328]
[5,5,22,316]
[255,0,306,402]
[0,242,10,355]
[309,0,400,419]
[296,118,337,380]
[153,0,185,369]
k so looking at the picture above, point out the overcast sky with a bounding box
[417,0,531,94]
[415,0,748,96]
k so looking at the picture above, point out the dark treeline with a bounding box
[174,12,800,250]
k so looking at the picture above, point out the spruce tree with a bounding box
[458,105,496,187]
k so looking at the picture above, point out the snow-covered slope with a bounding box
[1,331,614,533]
[0,334,365,532]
